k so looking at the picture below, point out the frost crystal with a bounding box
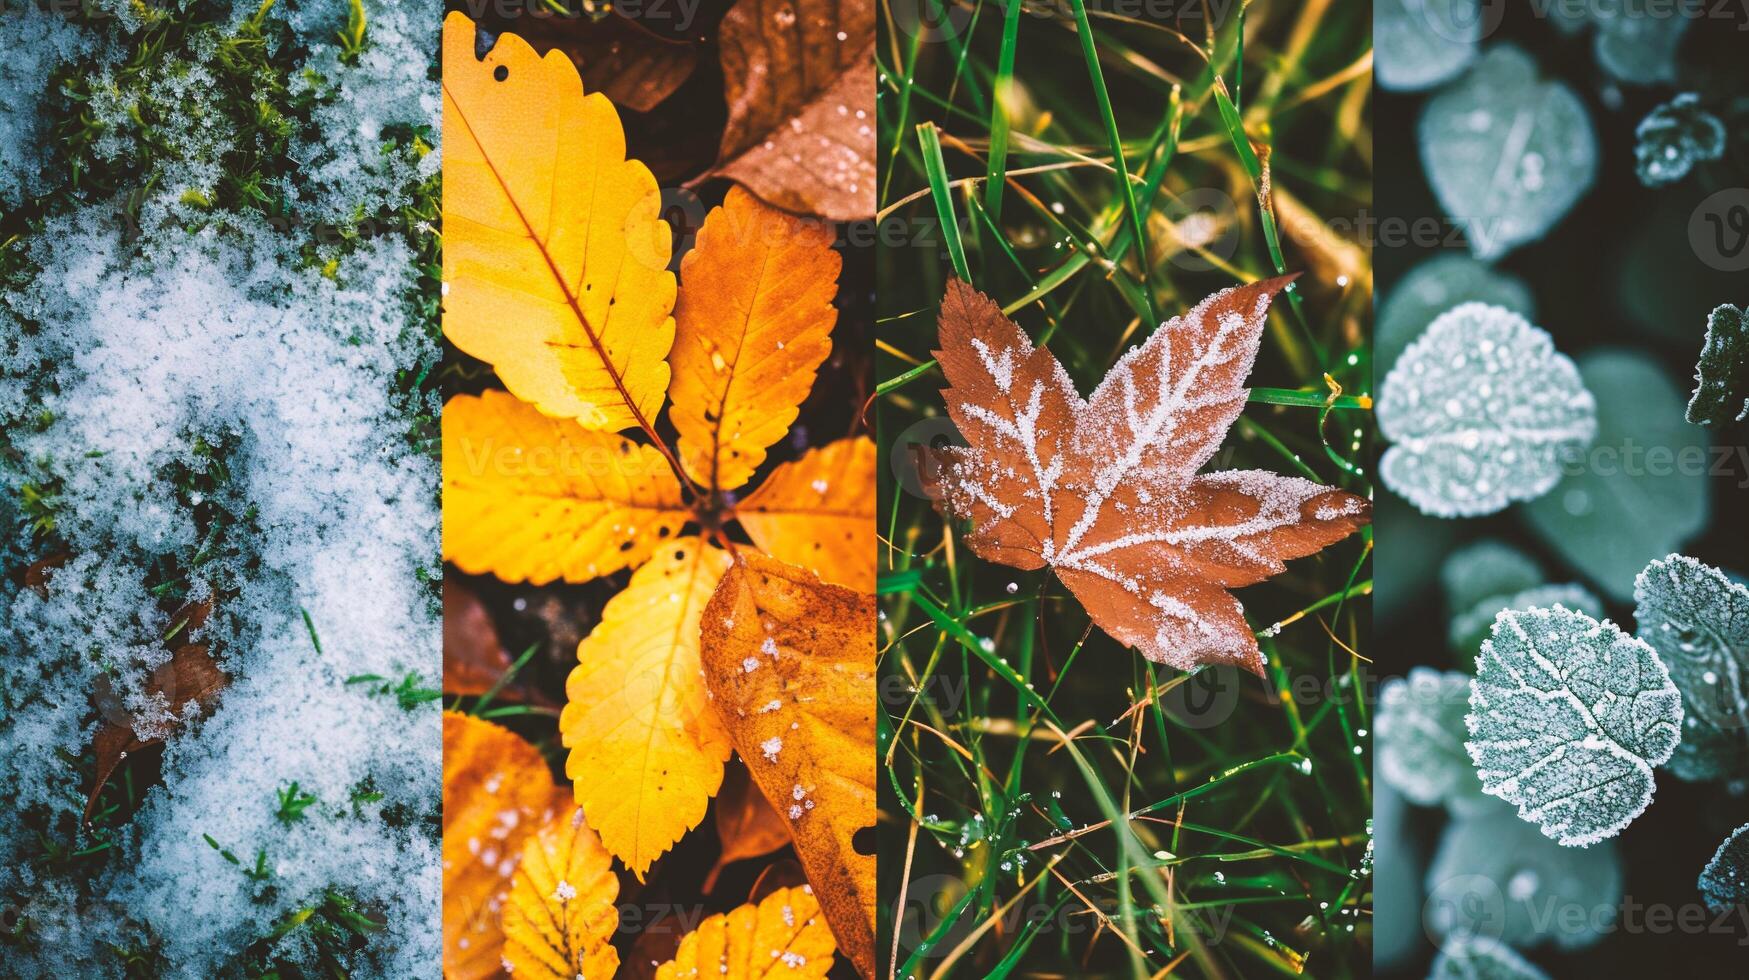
[1634,94,1726,187]
[1634,554,1749,783]
[1425,809,1621,952]
[1377,256,1535,374]
[1377,668,1489,814]
[1448,584,1604,664]
[1377,304,1596,518]
[1466,606,1681,846]
[1428,936,1554,980]
[1419,45,1596,260]
[1699,822,1749,913]
[1685,305,1747,427]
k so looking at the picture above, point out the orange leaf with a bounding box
[442,712,570,979]
[442,390,689,584]
[442,11,676,431]
[559,536,734,879]
[85,641,227,823]
[670,185,839,492]
[922,277,1371,674]
[653,884,836,980]
[502,807,622,980]
[704,759,794,894]
[736,436,876,592]
[700,553,876,979]
[715,0,875,220]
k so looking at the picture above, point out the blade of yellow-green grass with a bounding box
[879,1,928,205]
[917,122,971,282]
[984,0,1023,221]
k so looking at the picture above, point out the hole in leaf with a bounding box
[852,825,876,856]
[493,65,508,82]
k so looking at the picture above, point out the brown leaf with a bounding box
[714,0,875,220]
[443,576,512,697]
[700,551,876,979]
[85,643,228,822]
[703,758,793,893]
[514,12,700,114]
[923,277,1371,675]
[22,551,69,595]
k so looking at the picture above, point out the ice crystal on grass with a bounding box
[1685,304,1747,427]
[1635,555,1749,783]
[1429,937,1553,980]
[1466,606,1681,846]
[1522,353,1708,602]
[1375,0,1480,92]
[1699,823,1749,913]
[1377,668,1490,814]
[1377,304,1595,518]
[1426,809,1622,952]
[1377,256,1535,374]
[1635,94,1726,187]
[1419,45,1596,260]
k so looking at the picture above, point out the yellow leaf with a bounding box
[736,436,876,592]
[502,807,622,980]
[700,553,876,979]
[670,186,839,492]
[559,536,733,880]
[442,11,675,432]
[442,712,569,980]
[443,390,689,584]
[653,885,836,980]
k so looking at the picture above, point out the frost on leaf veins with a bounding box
[1634,554,1749,783]
[1377,303,1595,518]
[921,277,1370,675]
[1466,605,1681,846]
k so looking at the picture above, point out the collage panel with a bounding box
[437,1,876,978]
[874,1,1376,975]
[1374,0,1749,975]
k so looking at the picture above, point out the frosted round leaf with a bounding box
[1378,668,1491,814]
[1377,256,1535,374]
[1449,584,1604,665]
[1593,8,1691,84]
[1700,823,1749,913]
[1634,94,1726,187]
[1419,45,1596,260]
[1686,304,1747,427]
[1429,938,1553,980]
[1635,554,1749,783]
[1375,0,1480,92]
[1466,605,1682,846]
[1523,352,1709,602]
[1377,304,1596,518]
[1441,540,1543,619]
[1426,809,1622,953]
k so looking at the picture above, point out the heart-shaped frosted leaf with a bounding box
[1425,809,1622,951]
[1429,938,1553,980]
[1449,585,1603,665]
[1378,256,1536,374]
[1441,540,1543,619]
[1700,823,1749,913]
[1377,304,1596,518]
[1419,45,1596,259]
[1593,8,1691,84]
[1686,304,1747,427]
[1523,352,1709,602]
[1376,0,1480,91]
[1378,668,1491,814]
[1635,94,1726,187]
[1635,554,1749,782]
[1466,605,1682,846]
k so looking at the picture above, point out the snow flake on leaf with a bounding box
[920,277,1370,674]
[1466,605,1681,846]
[1378,303,1596,518]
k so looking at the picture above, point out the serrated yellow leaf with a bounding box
[669,186,839,492]
[653,885,836,980]
[442,11,675,432]
[502,807,621,980]
[736,436,876,591]
[700,553,876,979]
[559,536,733,880]
[443,390,689,584]
[442,712,569,980]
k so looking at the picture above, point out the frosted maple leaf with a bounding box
[919,277,1371,675]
